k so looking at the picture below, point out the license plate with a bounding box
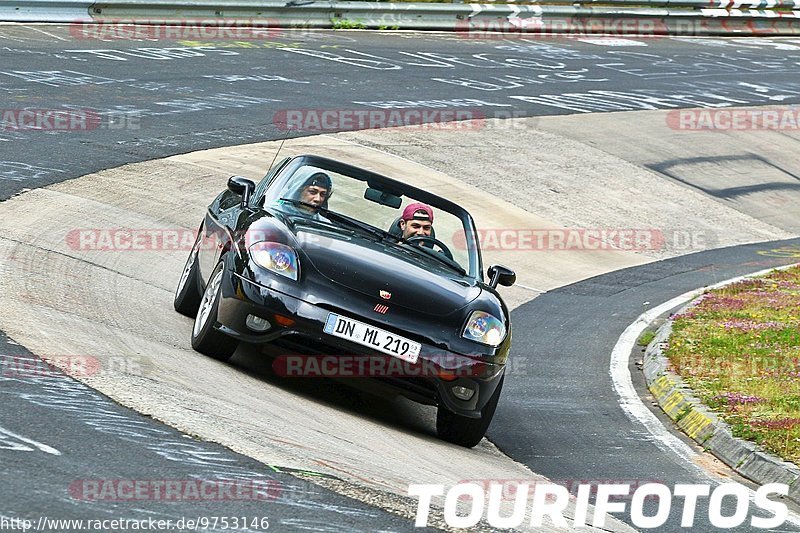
[323,313,421,363]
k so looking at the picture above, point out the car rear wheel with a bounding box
[436,375,504,448]
[191,261,238,361]
[174,231,202,317]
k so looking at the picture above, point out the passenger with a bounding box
[294,172,332,213]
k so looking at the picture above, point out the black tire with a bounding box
[436,375,504,448]
[190,261,238,361]
[174,231,202,317]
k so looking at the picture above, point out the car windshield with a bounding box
[262,159,480,279]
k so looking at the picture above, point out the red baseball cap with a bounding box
[401,202,434,223]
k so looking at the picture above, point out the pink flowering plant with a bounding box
[666,266,800,464]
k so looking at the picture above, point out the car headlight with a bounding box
[462,311,506,347]
[249,242,299,281]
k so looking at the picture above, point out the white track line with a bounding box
[610,263,800,526]
[0,425,61,455]
[21,25,68,42]
[611,290,705,464]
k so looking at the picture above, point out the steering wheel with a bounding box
[406,236,454,260]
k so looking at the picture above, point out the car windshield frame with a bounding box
[260,155,483,281]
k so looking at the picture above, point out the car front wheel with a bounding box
[191,261,238,361]
[174,230,202,317]
[436,375,504,448]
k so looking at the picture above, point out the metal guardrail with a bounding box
[0,0,93,21]
[578,0,800,7]
[1,0,799,35]
[89,0,800,36]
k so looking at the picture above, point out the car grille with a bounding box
[273,333,438,403]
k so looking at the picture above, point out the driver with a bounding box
[277,172,332,219]
[399,202,434,240]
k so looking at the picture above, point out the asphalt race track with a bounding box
[1,27,800,197]
[0,332,421,532]
[2,23,800,532]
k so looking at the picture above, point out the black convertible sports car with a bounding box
[174,154,515,447]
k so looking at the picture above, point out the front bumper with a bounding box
[215,268,504,418]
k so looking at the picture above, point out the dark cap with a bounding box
[302,172,331,191]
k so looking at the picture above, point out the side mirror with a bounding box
[487,265,516,289]
[228,176,255,208]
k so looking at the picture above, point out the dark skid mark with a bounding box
[557,260,700,297]
[648,154,800,199]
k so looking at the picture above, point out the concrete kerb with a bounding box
[642,268,800,505]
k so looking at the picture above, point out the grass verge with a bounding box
[666,266,800,465]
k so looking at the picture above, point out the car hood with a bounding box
[293,225,481,317]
